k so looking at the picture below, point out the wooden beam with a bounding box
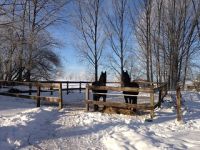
[37,86,41,107]
[39,81,91,84]
[85,100,154,110]
[29,83,32,95]
[85,84,89,111]
[0,80,59,88]
[0,92,60,103]
[88,85,154,93]
[50,84,53,95]
[150,93,154,118]
[79,82,82,93]
[67,81,69,94]
[91,92,149,97]
[58,83,63,109]
[176,85,182,121]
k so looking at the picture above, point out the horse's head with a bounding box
[99,71,107,86]
[122,70,130,87]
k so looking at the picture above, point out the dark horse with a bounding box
[92,71,107,111]
[122,70,139,105]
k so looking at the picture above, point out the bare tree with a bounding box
[134,0,154,82]
[104,0,131,83]
[0,0,69,81]
[134,0,200,89]
[73,0,105,82]
[162,0,200,89]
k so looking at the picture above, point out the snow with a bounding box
[1,90,200,150]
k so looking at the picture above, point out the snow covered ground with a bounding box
[1,90,200,150]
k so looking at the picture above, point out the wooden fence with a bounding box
[0,80,168,114]
[85,82,167,119]
[187,83,200,91]
[39,81,91,94]
[0,80,94,109]
[0,80,63,109]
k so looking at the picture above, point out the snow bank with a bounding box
[1,91,200,149]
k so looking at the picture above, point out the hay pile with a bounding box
[102,107,136,115]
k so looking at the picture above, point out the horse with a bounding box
[92,71,107,111]
[122,70,139,105]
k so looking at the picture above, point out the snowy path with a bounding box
[1,91,200,149]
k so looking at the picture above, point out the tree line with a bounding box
[73,0,200,89]
[0,0,70,81]
[0,0,200,90]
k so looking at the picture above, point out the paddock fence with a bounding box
[85,82,168,118]
[0,80,93,109]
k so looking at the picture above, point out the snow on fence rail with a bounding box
[85,82,167,119]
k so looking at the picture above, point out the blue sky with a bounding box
[47,1,88,78]
[47,1,134,81]
[50,23,87,76]
[48,0,141,80]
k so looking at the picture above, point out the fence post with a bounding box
[79,82,81,93]
[85,84,89,111]
[50,83,53,95]
[165,83,168,95]
[176,85,182,121]
[37,86,40,107]
[158,89,162,107]
[67,81,69,95]
[150,92,154,119]
[59,83,63,109]
[29,83,32,95]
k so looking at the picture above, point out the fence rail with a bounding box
[0,80,63,109]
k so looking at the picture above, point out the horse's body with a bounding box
[122,71,139,105]
[92,72,107,111]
